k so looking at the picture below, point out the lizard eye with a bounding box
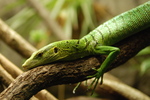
[53,47,59,53]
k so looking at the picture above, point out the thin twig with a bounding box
[0,64,14,86]
[0,54,58,100]
[0,19,36,58]
[0,64,39,100]
[84,73,150,100]
[0,54,23,78]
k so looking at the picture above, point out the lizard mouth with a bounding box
[22,63,28,70]
[22,60,31,70]
[22,58,37,70]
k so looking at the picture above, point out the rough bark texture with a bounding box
[0,28,150,100]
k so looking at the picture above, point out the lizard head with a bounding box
[22,40,88,70]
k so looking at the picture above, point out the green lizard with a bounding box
[22,1,150,93]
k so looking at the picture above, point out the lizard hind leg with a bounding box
[72,46,119,95]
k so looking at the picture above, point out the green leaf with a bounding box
[137,46,150,56]
[140,58,150,75]
[29,30,47,43]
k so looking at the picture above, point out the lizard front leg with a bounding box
[88,46,120,94]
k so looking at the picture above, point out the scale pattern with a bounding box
[81,1,150,46]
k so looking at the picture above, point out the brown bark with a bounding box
[0,64,39,100]
[0,54,58,100]
[86,74,150,100]
[0,18,57,100]
[0,28,150,100]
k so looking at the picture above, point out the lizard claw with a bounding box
[73,68,104,95]
[87,70,104,95]
[73,82,81,94]
[91,68,98,71]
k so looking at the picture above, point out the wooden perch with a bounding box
[0,54,57,100]
[0,18,57,100]
[0,28,150,100]
[0,64,39,100]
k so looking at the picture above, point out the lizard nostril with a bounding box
[36,52,43,58]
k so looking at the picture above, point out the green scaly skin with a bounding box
[22,2,150,93]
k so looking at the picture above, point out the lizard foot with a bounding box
[73,69,104,95]
[87,69,104,95]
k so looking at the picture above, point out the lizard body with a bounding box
[22,1,150,93]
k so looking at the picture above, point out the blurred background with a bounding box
[0,0,150,99]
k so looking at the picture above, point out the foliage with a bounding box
[136,47,150,75]
[1,0,96,44]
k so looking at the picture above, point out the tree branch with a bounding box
[0,19,57,100]
[0,64,39,100]
[85,74,150,100]
[0,19,36,58]
[0,28,150,100]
